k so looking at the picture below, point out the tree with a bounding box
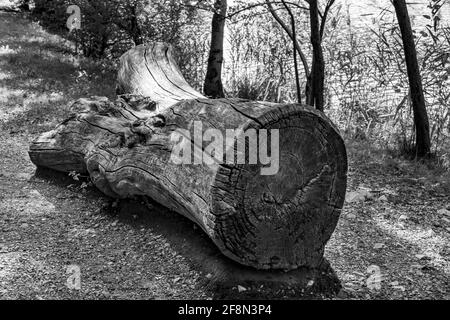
[204,0,227,98]
[113,0,144,46]
[308,0,325,111]
[264,0,335,111]
[393,0,431,158]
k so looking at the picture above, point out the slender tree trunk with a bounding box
[204,0,227,98]
[265,0,311,103]
[130,5,143,46]
[281,0,301,104]
[309,0,325,111]
[19,0,30,11]
[393,0,431,158]
[305,73,313,106]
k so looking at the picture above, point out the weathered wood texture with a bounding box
[29,43,348,271]
[116,43,205,110]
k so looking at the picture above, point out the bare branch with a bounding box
[319,0,335,39]
[265,0,310,77]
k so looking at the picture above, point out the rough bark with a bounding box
[308,0,325,111]
[203,0,227,98]
[29,43,347,271]
[281,0,302,104]
[393,0,431,158]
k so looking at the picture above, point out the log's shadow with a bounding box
[114,199,342,300]
[33,167,106,199]
[33,167,341,300]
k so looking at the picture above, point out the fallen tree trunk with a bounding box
[29,43,347,271]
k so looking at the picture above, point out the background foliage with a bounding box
[20,0,450,167]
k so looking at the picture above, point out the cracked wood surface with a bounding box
[29,43,348,270]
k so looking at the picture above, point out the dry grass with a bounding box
[0,10,116,135]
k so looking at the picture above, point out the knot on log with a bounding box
[70,96,114,114]
[119,94,157,112]
[29,43,348,271]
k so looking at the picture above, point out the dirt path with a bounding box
[0,11,448,300]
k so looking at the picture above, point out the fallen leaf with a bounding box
[237,285,247,293]
[141,281,153,289]
[441,217,450,224]
[346,189,373,204]
[392,286,406,292]
[415,254,431,261]
[437,209,450,217]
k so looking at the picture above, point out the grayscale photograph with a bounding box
[0,0,449,304]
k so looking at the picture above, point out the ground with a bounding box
[0,9,449,300]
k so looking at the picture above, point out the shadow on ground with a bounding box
[33,168,342,300]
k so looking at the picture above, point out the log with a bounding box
[29,43,348,271]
